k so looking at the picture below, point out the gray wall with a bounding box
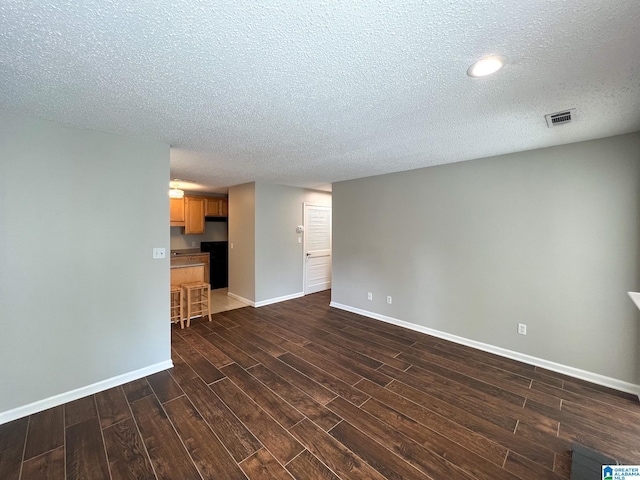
[332,133,640,384]
[170,222,228,250]
[228,182,256,302]
[255,183,332,303]
[0,112,170,414]
[228,182,331,304]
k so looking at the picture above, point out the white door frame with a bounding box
[302,203,332,295]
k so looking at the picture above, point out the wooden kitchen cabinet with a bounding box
[184,196,205,234]
[205,197,228,217]
[205,197,220,216]
[170,197,185,226]
[171,195,227,231]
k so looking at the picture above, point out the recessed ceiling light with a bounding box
[467,56,506,78]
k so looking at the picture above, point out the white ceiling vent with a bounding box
[545,109,576,128]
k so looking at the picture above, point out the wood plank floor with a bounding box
[2,290,640,479]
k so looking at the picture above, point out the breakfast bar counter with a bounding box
[170,250,209,287]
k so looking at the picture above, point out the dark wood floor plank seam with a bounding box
[21,446,66,480]
[398,347,563,409]
[129,394,203,480]
[202,333,259,369]
[163,395,248,480]
[354,378,510,468]
[93,394,114,480]
[0,416,30,480]
[403,360,533,410]
[103,418,157,479]
[380,365,521,431]
[430,341,538,379]
[384,362,561,434]
[239,316,311,347]
[180,329,235,368]
[526,397,640,453]
[209,377,304,464]
[405,342,538,388]
[328,419,434,480]
[284,448,341,480]
[180,377,263,464]
[277,352,370,406]
[246,364,342,432]
[327,395,512,480]
[65,416,111,480]
[372,378,558,470]
[289,419,388,480]
[533,379,640,418]
[341,324,417,349]
[121,389,161,480]
[238,447,295,479]
[19,417,29,480]
[303,341,393,387]
[215,329,338,405]
[23,405,65,461]
[221,362,306,429]
[279,339,364,387]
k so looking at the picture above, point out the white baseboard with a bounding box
[227,291,255,307]
[330,302,640,397]
[227,291,305,308]
[0,360,173,426]
[255,292,304,308]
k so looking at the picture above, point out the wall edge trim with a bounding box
[227,291,255,307]
[0,360,173,425]
[329,301,640,397]
[255,291,305,308]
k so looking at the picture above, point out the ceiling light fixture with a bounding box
[467,55,506,78]
[169,179,184,198]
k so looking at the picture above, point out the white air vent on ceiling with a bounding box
[545,109,576,128]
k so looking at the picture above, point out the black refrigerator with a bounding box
[200,241,228,289]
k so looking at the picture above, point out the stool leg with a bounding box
[206,287,212,322]
[178,288,184,329]
[179,289,184,329]
[186,287,192,328]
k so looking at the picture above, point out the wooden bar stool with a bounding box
[182,281,212,327]
[170,285,185,329]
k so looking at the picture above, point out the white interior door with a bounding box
[304,204,332,294]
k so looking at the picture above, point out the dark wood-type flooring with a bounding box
[3,290,640,479]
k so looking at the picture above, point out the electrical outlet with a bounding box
[191,241,196,247]
[152,248,166,259]
[387,296,392,304]
[367,292,373,301]
[518,323,527,335]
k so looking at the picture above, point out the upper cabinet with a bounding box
[170,195,228,232]
[170,197,185,226]
[206,197,228,217]
[184,196,205,234]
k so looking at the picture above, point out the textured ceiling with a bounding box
[1,1,639,193]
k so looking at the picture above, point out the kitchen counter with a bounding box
[170,248,202,257]
[170,251,210,287]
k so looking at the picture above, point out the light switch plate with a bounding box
[153,248,166,259]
